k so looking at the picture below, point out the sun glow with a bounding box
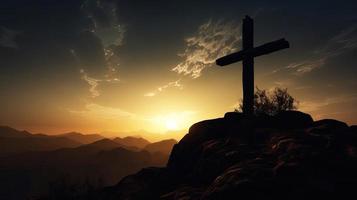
[151,111,196,132]
[165,118,179,130]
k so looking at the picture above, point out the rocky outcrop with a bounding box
[96,111,357,200]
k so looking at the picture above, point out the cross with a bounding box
[216,15,289,116]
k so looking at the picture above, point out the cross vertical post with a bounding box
[242,16,254,116]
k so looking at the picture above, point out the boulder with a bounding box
[310,119,348,130]
[273,111,313,129]
[95,167,169,199]
[223,112,245,121]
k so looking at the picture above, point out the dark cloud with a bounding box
[0,0,125,98]
[74,30,106,75]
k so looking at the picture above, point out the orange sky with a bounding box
[1,1,356,141]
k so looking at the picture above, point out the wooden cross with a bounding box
[216,15,289,116]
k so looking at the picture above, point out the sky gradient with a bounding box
[1,0,357,139]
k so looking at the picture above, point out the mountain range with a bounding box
[57,132,105,144]
[0,126,177,199]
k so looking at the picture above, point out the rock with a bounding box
[350,125,357,132]
[253,113,275,128]
[202,158,275,200]
[160,187,204,200]
[223,112,245,121]
[273,111,313,129]
[95,167,169,199]
[310,119,348,130]
[167,118,229,177]
[187,118,227,141]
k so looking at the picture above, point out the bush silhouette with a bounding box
[235,87,297,115]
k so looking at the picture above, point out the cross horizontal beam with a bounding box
[216,38,289,66]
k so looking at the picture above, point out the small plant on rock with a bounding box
[235,87,298,116]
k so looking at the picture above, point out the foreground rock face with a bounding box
[95,111,357,200]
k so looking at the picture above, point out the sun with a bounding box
[152,112,196,132]
[165,118,179,130]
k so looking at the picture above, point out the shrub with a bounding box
[235,87,297,115]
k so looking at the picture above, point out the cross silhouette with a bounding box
[216,15,290,116]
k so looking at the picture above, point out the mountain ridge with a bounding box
[57,132,105,144]
[113,136,151,150]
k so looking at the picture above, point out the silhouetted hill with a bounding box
[113,136,150,149]
[95,111,357,200]
[0,135,82,157]
[0,126,90,157]
[103,130,185,143]
[0,125,32,137]
[79,138,123,151]
[144,139,177,155]
[0,137,169,199]
[58,132,105,144]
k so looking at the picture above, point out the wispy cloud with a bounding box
[148,20,241,97]
[299,93,357,112]
[283,24,357,75]
[285,58,326,75]
[79,68,120,98]
[0,26,20,49]
[144,79,183,97]
[172,20,241,78]
[80,69,100,98]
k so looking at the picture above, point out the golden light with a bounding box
[165,118,179,130]
[151,111,196,132]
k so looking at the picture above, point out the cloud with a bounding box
[80,69,100,98]
[103,47,121,81]
[70,0,124,98]
[284,24,357,75]
[285,58,326,75]
[299,93,357,112]
[154,20,241,97]
[144,80,183,97]
[82,0,125,44]
[69,103,135,120]
[79,68,120,98]
[172,20,241,78]
[0,26,20,49]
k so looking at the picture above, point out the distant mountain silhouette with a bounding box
[58,132,105,144]
[80,138,124,151]
[103,130,185,143]
[113,136,150,149]
[0,137,169,199]
[0,126,82,157]
[0,126,181,199]
[94,111,357,200]
[0,125,32,137]
[144,139,177,155]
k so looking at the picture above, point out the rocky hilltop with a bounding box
[94,111,357,200]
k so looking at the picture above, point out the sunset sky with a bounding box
[1,0,357,139]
